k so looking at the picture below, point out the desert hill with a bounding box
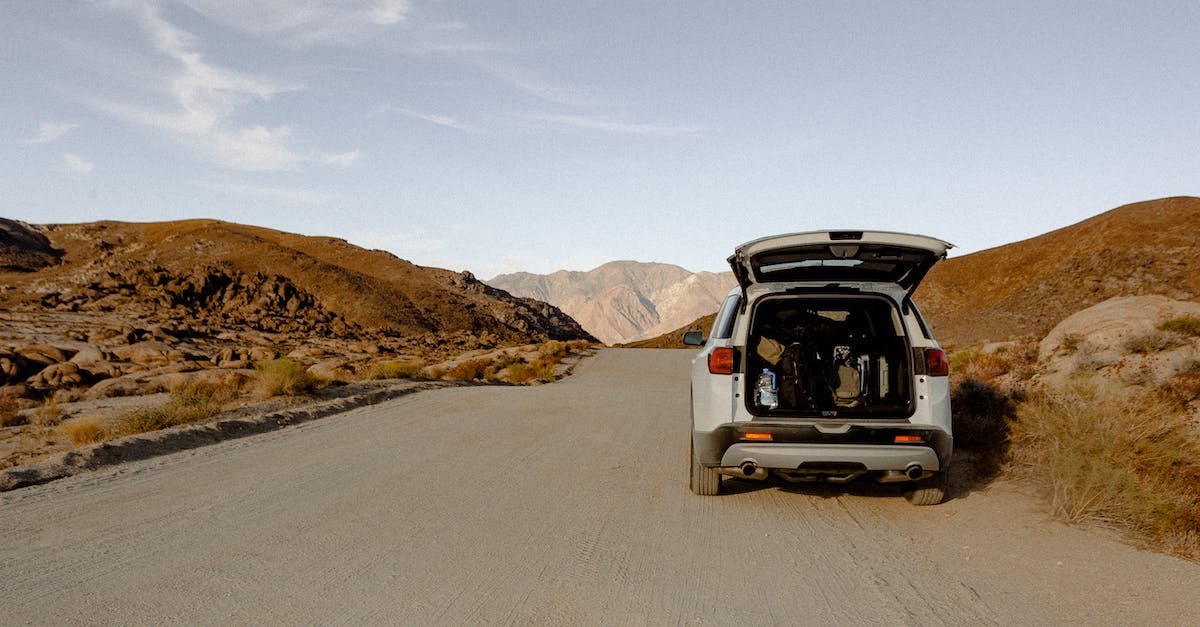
[487,261,735,345]
[918,196,1200,346]
[633,196,1200,348]
[0,218,592,346]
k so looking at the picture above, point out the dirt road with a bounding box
[2,349,1198,624]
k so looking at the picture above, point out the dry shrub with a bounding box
[1158,360,1200,405]
[444,359,490,381]
[1160,316,1200,337]
[1,396,26,427]
[1073,342,1115,374]
[951,377,1017,484]
[253,358,326,398]
[62,417,109,445]
[32,396,65,427]
[506,362,535,384]
[1010,382,1200,559]
[1059,333,1083,353]
[369,360,426,380]
[115,391,223,436]
[952,377,1016,451]
[169,374,245,404]
[1123,329,1185,354]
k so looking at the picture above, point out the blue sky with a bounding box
[4,1,1198,279]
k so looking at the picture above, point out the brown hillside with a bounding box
[0,219,593,345]
[634,197,1200,348]
[920,196,1200,346]
[620,312,716,349]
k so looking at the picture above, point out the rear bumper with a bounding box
[693,422,952,471]
[720,443,941,471]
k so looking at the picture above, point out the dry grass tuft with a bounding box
[253,358,327,398]
[1010,382,1200,559]
[1123,329,1185,354]
[369,360,427,380]
[115,392,223,436]
[1160,316,1200,337]
[1,396,26,427]
[61,417,109,446]
[444,359,491,381]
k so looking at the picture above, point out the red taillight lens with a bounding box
[708,347,734,374]
[925,348,949,376]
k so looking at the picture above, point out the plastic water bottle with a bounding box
[756,368,778,409]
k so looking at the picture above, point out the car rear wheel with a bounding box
[902,470,947,505]
[690,438,721,496]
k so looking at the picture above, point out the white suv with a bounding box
[683,230,953,505]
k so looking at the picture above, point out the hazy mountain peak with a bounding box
[488,261,735,344]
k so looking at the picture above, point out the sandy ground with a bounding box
[1,349,1198,625]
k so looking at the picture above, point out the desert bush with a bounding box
[951,377,1016,451]
[1072,342,1114,374]
[115,392,222,436]
[949,349,977,374]
[444,359,490,381]
[369,360,426,380]
[253,358,326,398]
[1059,332,1083,353]
[1010,383,1200,558]
[1123,329,1185,354]
[62,417,109,446]
[1157,360,1200,405]
[1,396,26,427]
[32,396,64,427]
[506,362,535,384]
[539,340,568,360]
[1160,316,1200,337]
[168,375,244,404]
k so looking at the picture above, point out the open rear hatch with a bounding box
[728,230,952,295]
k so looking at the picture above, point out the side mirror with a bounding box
[682,331,705,346]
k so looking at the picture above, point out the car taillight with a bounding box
[708,347,734,374]
[925,348,949,376]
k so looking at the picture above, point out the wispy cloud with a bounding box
[381,107,475,132]
[64,153,95,174]
[321,150,361,167]
[92,0,353,172]
[198,181,328,204]
[472,58,605,107]
[26,122,78,145]
[527,113,702,137]
[175,0,411,47]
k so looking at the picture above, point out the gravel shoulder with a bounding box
[1,349,1198,625]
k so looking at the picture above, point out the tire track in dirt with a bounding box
[2,349,1199,624]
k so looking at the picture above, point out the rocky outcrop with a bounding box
[36,265,359,338]
[0,219,61,271]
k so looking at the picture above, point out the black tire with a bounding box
[903,470,947,505]
[689,437,721,496]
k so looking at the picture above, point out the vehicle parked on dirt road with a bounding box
[684,230,953,504]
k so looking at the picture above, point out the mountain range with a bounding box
[487,262,735,345]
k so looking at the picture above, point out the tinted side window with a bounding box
[711,293,741,340]
[904,299,933,340]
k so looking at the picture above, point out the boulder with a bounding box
[85,376,153,400]
[0,351,30,385]
[15,345,76,367]
[27,362,91,390]
[111,340,185,367]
